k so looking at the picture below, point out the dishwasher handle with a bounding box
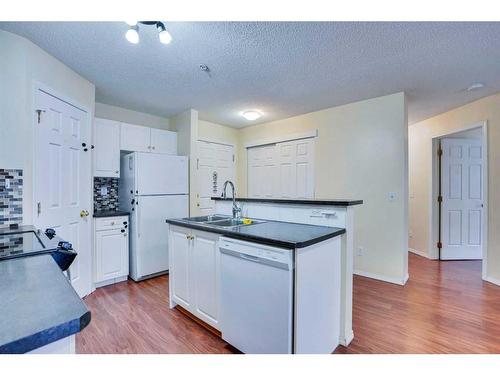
[220,247,290,270]
[239,253,261,263]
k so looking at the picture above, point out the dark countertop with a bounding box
[211,197,363,206]
[0,254,90,353]
[166,217,345,249]
[93,210,130,218]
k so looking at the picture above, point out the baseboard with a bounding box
[354,269,407,286]
[339,330,354,347]
[485,276,500,287]
[409,248,429,258]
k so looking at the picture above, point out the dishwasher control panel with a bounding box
[219,237,292,264]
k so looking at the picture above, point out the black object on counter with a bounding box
[0,226,77,271]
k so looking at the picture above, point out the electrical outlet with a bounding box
[356,247,363,256]
[100,186,108,196]
[5,179,10,189]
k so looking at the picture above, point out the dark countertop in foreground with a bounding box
[166,217,345,249]
[93,210,130,218]
[0,255,90,354]
[211,197,363,206]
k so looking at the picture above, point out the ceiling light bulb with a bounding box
[125,26,139,44]
[157,23,172,44]
[125,21,138,26]
[242,111,262,121]
[159,29,172,44]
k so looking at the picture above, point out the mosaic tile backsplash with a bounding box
[0,169,23,229]
[94,177,119,212]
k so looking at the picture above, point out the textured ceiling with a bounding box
[1,22,499,128]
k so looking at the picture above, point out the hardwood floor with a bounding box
[77,253,500,354]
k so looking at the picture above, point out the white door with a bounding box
[247,145,276,198]
[150,128,177,154]
[195,141,235,216]
[120,122,151,152]
[136,194,188,278]
[276,139,315,199]
[34,89,92,297]
[135,153,188,195]
[192,230,220,328]
[94,118,120,177]
[441,138,484,260]
[95,228,128,283]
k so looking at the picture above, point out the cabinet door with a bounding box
[169,226,192,309]
[120,122,151,152]
[150,128,177,154]
[94,118,121,177]
[191,230,220,328]
[95,228,129,283]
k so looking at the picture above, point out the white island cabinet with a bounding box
[169,226,220,329]
[168,221,343,354]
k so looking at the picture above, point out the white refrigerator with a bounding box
[119,152,188,281]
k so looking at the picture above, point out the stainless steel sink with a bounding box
[207,218,264,228]
[182,215,230,223]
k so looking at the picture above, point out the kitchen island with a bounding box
[166,197,361,354]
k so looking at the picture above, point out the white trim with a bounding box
[197,137,236,148]
[354,269,408,286]
[409,248,429,259]
[485,276,500,287]
[244,129,318,148]
[429,121,488,277]
[339,330,354,347]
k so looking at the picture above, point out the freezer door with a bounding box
[136,153,188,195]
[135,195,189,279]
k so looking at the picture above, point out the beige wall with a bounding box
[409,93,500,283]
[95,102,170,130]
[237,93,409,283]
[0,30,95,225]
[198,119,239,146]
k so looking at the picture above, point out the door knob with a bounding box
[80,210,90,218]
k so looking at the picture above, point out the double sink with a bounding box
[182,215,265,228]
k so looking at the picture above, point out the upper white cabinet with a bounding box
[94,118,121,177]
[151,128,177,154]
[121,122,177,154]
[120,122,151,153]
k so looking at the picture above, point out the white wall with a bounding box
[95,102,170,130]
[237,93,409,284]
[0,30,95,225]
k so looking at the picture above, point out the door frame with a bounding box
[32,81,94,293]
[429,121,488,279]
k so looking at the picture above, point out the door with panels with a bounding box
[441,138,483,260]
[94,118,120,177]
[247,145,276,198]
[195,141,235,216]
[34,89,92,297]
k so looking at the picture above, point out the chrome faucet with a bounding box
[222,180,241,219]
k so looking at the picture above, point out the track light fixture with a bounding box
[124,21,172,45]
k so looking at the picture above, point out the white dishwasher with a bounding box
[219,237,294,354]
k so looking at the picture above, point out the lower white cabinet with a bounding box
[169,225,220,329]
[94,216,129,288]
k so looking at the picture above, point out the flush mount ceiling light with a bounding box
[466,82,485,92]
[124,21,172,45]
[242,111,262,121]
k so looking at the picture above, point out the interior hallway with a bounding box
[77,253,500,354]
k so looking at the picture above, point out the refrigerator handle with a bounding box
[136,200,140,238]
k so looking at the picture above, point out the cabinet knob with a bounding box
[152,146,155,150]
[115,170,119,174]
